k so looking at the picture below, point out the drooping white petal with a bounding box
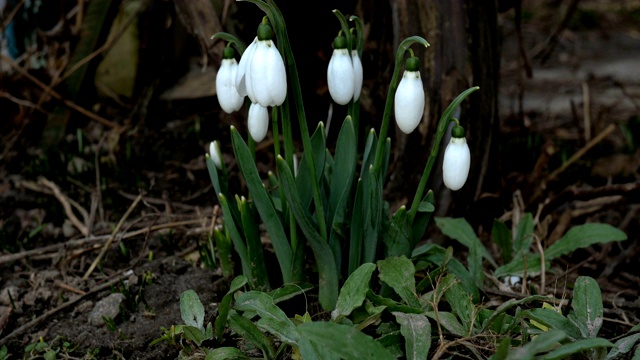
[248,103,269,142]
[327,48,355,105]
[250,40,273,107]
[209,141,223,169]
[236,37,258,101]
[216,58,244,113]
[394,70,425,134]
[442,137,471,191]
[266,43,287,106]
[351,50,363,101]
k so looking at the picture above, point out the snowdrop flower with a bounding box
[235,22,287,108]
[394,56,424,134]
[442,125,471,191]
[352,50,363,102]
[209,141,223,170]
[248,103,269,142]
[327,35,355,105]
[216,47,244,113]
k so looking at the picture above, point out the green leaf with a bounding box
[366,291,424,314]
[383,206,411,258]
[415,243,479,301]
[506,329,567,360]
[377,256,420,308]
[205,347,248,360]
[481,295,562,332]
[434,217,497,268]
[606,332,640,359]
[332,263,376,319]
[234,291,299,345]
[348,179,365,273]
[215,275,248,340]
[296,122,327,210]
[217,193,250,276]
[411,191,435,247]
[572,276,604,338]
[424,311,466,337]
[228,312,275,359]
[417,201,435,213]
[494,223,626,278]
[513,213,534,257]
[541,338,614,360]
[180,290,205,331]
[393,312,431,360]
[522,308,581,340]
[490,338,511,360]
[238,197,270,289]
[269,283,315,304]
[297,322,395,360]
[444,279,475,335]
[183,325,208,346]
[276,156,339,311]
[492,219,513,263]
[362,165,383,264]
[545,223,627,260]
[231,127,294,283]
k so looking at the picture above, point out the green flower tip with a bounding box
[257,23,272,41]
[451,125,465,138]
[276,155,284,161]
[230,125,236,131]
[405,56,420,72]
[333,35,347,49]
[222,46,235,59]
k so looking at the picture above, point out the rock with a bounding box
[88,293,126,326]
[0,286,19,306]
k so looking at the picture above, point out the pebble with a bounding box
[88,293,126,326]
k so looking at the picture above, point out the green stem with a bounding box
[373,36,430,175]
[407,86,480,222]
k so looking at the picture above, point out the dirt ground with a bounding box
[1,0,639,358]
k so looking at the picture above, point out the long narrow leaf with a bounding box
[234,291,299,345]
[231,127,293,283]
[276,156,338,310]
[228,312,275,359]
[332,263,376,319]
[238,197,270,289]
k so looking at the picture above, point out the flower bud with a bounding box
[327,35,355,105]
[442,125,470,191]
[216,47,244,113]
[394,57,424,134]
[248,103,269,142]
[209,141,223,169]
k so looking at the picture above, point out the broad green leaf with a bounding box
[362,165,382,264]
[434,217,497,268]
[633,344,640,360]
[506,329,567,360]
[495,223,626,278]
[269,283,315,304]
[234,291,299,345]
[228,312,275,359]
[215,275,248,340]
[545,223,627,260]
[425,311,466,337]
[180,290,205,331]
[572,276,603,339]
[276,157,339,310]
[297,322,395,360]
[490,338,511,360]
[366,291,424,314]
[297,336,337,360]
[606,333,640,359]
[541,338,614,360]
[183,325,208,346]
[416,243,479,301]
[444,279,475,335]
[393,312,431,360]
[522,308,581,340]
[411,191,435,248]
[481,295,562,332]
[492,219,512,263]
[205,347,248,360]
[333,263,376,319]
[231,127,294,283]
[513,213,534,256]
[377,256,420,308]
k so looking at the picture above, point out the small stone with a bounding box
[88,293,126,326]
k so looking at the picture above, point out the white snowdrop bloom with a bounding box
[442,127,471,191]
[235,23,287,108]
[209,141,223,170]
[352,50,363,102]
[248,103,269,142]
[216,47,244,113]
[394,57,424,134]
[327,36,355,105]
